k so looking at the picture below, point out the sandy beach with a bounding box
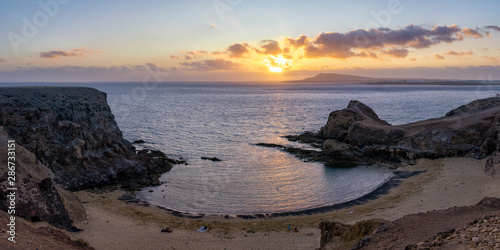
[66,157,500,249]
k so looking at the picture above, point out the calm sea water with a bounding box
[3,82,500,214]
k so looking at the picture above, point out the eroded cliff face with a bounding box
[0,127,86,230]
[0,87,172,191]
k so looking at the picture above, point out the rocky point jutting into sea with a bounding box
[0,87,174,231]
[273,97,500,176]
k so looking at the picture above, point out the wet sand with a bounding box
[68,157,500,249]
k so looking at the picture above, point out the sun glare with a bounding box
[264,55,293,73]
[268,66,283,73]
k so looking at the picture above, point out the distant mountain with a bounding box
[299,73,375,82]
[294,72,500,85]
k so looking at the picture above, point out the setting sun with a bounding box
[264,55,293,73]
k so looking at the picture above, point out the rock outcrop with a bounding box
[315,98,500,167]
[319,219,387,249]
[0,127,85,230]
[0,87,172,190]
[350,197,500,250]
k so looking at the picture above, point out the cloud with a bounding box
[443,50,473,56]
[461,28,484,38]
[482,56,499,63]
[485,25,500,32]
[170,55,180,60]
[303,24,486,59]
[39,48,94,58]
[355,51,379,59]
[180,50,208,59]
[434,54,445,60]
[209,23,216,28]
[382,48,409,58]
[286,35,309,48]
[0,58,5,62]
[226,43,249,58]
[181,59,241,71]
[256,40,282,55]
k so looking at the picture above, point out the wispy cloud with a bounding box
[434,54,445,60]
[0,58,5,62]
[180,50,208,59]
[181,59,241,71]
[39,48,96,59]
[443,50,473,56]
[485,25,500,32]
[482,56,499,63]
[382,48,409,58]
[461,28,484,38]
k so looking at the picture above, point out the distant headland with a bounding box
[293,72,500,85]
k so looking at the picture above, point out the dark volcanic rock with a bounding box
[0,128,86,230]
[315,98,500,165]
[0,87,172,190]
[201,156,222,162]
[319,100,404,146]
[445,97,500,117]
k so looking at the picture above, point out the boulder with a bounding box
[319,100,404,146]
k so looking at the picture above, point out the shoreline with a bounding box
[66,157,500,249]
[117,169,424,220]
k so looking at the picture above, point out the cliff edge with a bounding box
[0,87,173,230]
[0,87,172,191]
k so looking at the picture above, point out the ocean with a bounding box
[3,82,500,215]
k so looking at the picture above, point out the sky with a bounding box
[0,0,500,82]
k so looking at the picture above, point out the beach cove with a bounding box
[67,157,500,249]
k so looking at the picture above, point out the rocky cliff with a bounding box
[0,87,172,191]
[0,87,174,230]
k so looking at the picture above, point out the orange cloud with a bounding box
[443,50,473,56]
[462,28,484,38]
[382,48,409,58]
[482,56,499,63]
[226,43,249,58]
[256,40,282,55]
[180,50,208,59]
[285,35,309,48]
[434,54,445,60]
